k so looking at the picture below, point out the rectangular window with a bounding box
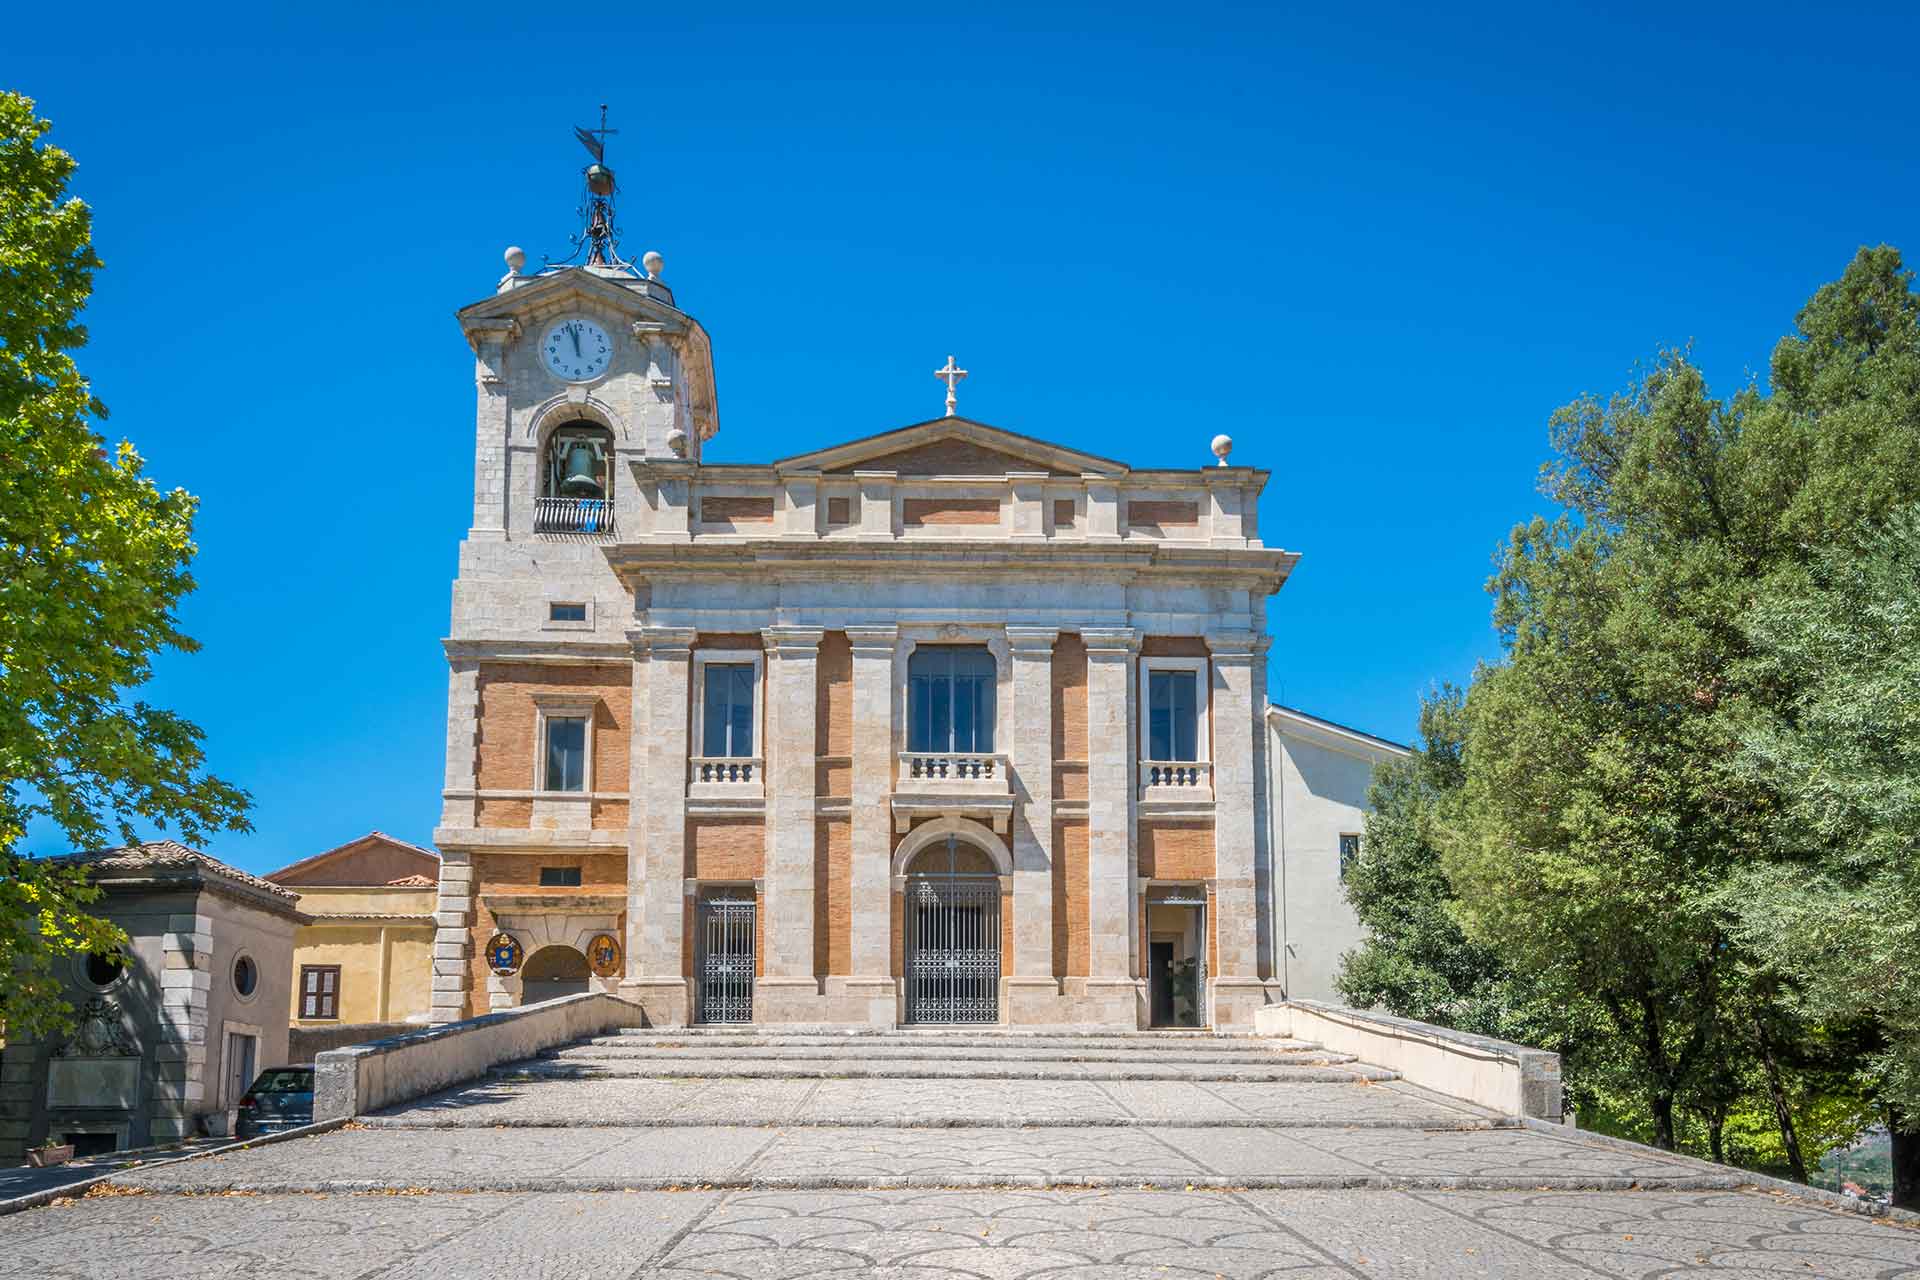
[1148,669,1200,761]
[539,866,583,887]
[908,646,996,753]
[1339,833,1362,879]
[300,965,339,1020]
[826,496,851,525]
[544,716,587,791]
[548,602,586,622]
[701,663,756,757]
[1053,499,1076,528]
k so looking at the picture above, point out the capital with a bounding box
[1080,626,1138,655]
[846,624,900,656]
[1005,626,1060,655]
[761,625,825,656]
[629,626,696,657]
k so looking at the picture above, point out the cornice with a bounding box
[442,638,631,665]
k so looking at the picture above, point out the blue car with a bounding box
[234,1067,314,1138]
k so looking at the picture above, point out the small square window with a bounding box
[300,965,340,1020]
[539,866,583,887]
[544,715,588,792]
[826,497,851,525]
[1053,499,1076,528]
[549,602,587,623]
[1339,833,1362,878]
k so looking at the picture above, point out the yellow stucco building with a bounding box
[266,833,439,1038]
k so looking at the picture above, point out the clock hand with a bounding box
[569,325,581,357]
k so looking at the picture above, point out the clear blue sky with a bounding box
[9,3,1917,872]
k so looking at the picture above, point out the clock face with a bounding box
[541,317,613,382]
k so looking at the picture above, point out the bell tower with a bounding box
[453,109,719,543]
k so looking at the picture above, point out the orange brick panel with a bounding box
[902,497,1002,526]
[1053,820,1090,978]
[1127,500,1199,528]
[699,495,775,523]
[476,799,533,827]
[816,759,852,798]
[592,799,629,829]
[1052,633,1088,762]
[817,631,852,757]
[475,663,632,793]
[1053,763,1088,802]
[817,817,851,976]
[1138,821,1216,881]
[687,818,766,880]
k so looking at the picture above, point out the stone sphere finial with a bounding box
[642,250,664,280]
[1211,433,1234,466]
[504,245,526,273]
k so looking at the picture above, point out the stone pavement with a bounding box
[2,1028,1915,1277]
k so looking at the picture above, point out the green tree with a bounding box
[1337,687,1536,1036]
[1444,246,1920,1154]
[0,92,249,1040]
[1726,505,1920,1207]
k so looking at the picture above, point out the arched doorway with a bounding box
[521,945,591,1004]
[903,834,1001,1024]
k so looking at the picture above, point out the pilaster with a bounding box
[846,625,899,1023]
[1005,627,1058,1001]
[466,318,516,541]
[623,626,695,1025]
[1081,626,1139,1023]
[428,854,474,1024]
[1208,630,1267,1026]
[760,625,826,1020]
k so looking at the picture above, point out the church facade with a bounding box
[428,168,1400,1030]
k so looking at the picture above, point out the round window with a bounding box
[233,954,258,998]
[83,951,126,988]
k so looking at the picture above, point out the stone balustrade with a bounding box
[1141,759,1213,796]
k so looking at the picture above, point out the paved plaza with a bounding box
[3,1029,1915,1277]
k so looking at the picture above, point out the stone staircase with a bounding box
[507,1026,1396,1083]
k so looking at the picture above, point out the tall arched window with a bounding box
[536,423,614,533]
[908,645,996,753]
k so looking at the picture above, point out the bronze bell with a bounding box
[559,442,603,497]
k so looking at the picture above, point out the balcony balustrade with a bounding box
[892,751,1013,833]
[687,755,763,808]
[534,496,616,535]
[1141,759,1214,801]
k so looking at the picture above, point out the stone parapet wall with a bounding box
[1255,999,1563,1120]
[312,993,647,1122]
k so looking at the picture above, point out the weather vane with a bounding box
[547,104,635,271]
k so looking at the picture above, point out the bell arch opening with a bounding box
[521,944,591,1004]
[536,422,614,533]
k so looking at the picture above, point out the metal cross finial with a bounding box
[934,355,968,417]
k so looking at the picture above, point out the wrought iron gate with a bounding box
[696,896,755,1024]
[904,875,1001,1024]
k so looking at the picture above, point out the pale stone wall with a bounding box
[1269,708,1409,1003]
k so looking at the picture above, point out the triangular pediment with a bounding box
[776,418,1128,478]
[267,832,440,888]
[456,267,691,337]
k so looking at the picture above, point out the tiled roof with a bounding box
[65,839,303,904]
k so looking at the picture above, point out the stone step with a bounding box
[613,1025,1265,1039]
[594,1032,1314,1054]
[496,1058,1396,1084]
[554,1044,1358,1068]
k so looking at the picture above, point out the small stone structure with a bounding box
[0,843,306,1160]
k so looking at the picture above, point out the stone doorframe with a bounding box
[891,817,1014,1025]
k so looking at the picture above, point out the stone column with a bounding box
[1006,626,1059,1022]
[623,626,694,1025]
[1081,626,1138,1025]
[760,625,825,1021]
[845,625,899,1024]
[1209,631,1265,1026]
